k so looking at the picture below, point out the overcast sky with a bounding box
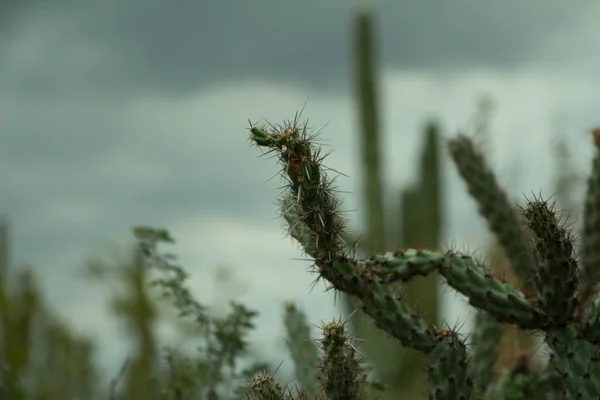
[1,0,600,386]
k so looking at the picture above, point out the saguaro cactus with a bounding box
[344,9,441,398]
[247,117,600,398]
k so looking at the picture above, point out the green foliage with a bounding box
[0,227,272,399]
[0,268,98,399]
[246,115,600,399]
[99,227,273,400]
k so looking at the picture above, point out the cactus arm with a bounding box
[448,136,535,291]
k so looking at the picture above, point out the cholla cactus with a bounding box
[245,115,600,399]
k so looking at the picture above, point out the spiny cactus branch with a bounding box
[248,117,600,399]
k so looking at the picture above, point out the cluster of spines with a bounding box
[521,196,579,326]
[317,319,367,400]
[245,374,310,400]
[248,116,600,399]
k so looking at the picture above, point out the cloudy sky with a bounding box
[1,0,600,386]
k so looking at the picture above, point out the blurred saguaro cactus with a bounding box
[341,9,442,399]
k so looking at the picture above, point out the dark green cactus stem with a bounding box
[521,197,579,325]
[318,320,367,400]
[428,329,472,400]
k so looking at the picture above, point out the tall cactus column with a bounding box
[342,9,442,399]
[355,9,384,255]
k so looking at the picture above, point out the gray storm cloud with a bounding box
[1,0,594,97]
